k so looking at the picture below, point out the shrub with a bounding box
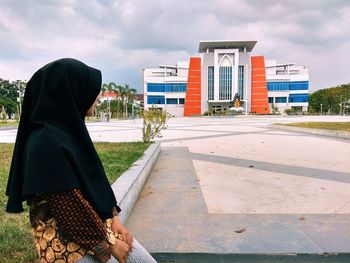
[284,108,294,115]
[141,106,170,142]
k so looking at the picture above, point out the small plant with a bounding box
[141,106,170,142]
[271,104,280,115]
[203,110,213,116]
[284,108,294,115]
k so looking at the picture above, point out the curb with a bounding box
[152,252,350,263]
[0,126,17,131]
[272,124,350,140]
[111,142,161,224]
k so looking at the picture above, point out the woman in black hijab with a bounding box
[6,58,156,263]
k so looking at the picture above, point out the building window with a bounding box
[147,83,187,93]
[268,97,273,103]
[219,66,232,100]
[238,65,244,99]
[165,83,187,92]
[289,94,308,103]
[208,66,214,100]
[179,98,185,104]
[166,98,178,104]
[147,95,165,104]
[147,83,165,92]
[275,97,287,103]
[290,81,309,90]
[267,81,309,91]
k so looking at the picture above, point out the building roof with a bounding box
[265,62,295,68]
[135,94,144,101]
[100,91,117,97]
[159,64,189,69]
[198,40,257,53]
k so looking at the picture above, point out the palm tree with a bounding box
[115,85,125,118]
[123,84,137,118]
[127,86,137,118]
[118,84,128,118]
[101,82,117,121]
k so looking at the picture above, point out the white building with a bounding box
[143,40,309,116]
[266,60,309,112]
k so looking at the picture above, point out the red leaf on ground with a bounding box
[235,228,246,233]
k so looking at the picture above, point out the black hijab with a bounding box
[6,58,117,219]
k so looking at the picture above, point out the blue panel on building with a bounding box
[289,94,309,103]
[166,98,178,104]
[147,83,165,92]
[147,95,165,104]
[275,97,287,103]
[267,81,309,91]
[147,83,187,93]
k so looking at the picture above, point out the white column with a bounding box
[244,64,248,115]
[233,50,239,97]
[214,50,220,101]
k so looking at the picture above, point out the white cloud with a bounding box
[0,0,350,92]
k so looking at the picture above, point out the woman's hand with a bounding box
[110,239,130,263]
[91,241,111,263]
[112,216,134,251]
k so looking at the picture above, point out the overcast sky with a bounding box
[0,0,349,92]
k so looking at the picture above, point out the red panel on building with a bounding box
[184,57,201,116]
[251,56,270,114]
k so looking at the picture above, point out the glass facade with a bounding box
[289,94,308,103]
[147,95,165,104]
[208,66,214,100]
[267,81,309,91]
[166,98,178,104]
[238,65,244,99]
[275,97,287,103]
[147,83,187,92]
[179,98,185,104]
[147,83,164,92]
[219,66,232,100]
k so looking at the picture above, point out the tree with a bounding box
[100,82,138,119]
[0,78,26,119]
[115,85,125,118]
[124,84,137,118]
[13,80,26,116]
[309,84,350,114]
[101,82,117,121]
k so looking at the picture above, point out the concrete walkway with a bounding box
[124,116,350,262]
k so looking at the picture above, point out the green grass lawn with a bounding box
[283,122,350,132]
[0,142,150,263]
[0,121,19,127]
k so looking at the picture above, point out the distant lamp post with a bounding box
[107,98,110,122]
[320,103,323,115]
[17,97,22,116]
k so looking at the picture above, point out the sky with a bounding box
[0,0,349,93]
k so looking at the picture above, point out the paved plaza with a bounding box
[1,116,350,261]
[122,116,350,258]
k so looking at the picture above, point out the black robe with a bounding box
[6,58,118,219]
